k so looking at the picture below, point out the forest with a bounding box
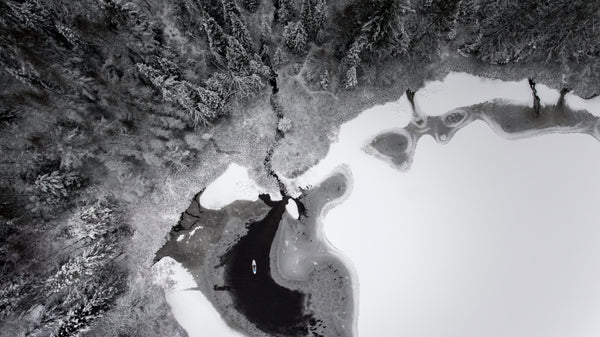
[1,0,599,335]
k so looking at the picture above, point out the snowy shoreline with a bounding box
[156,72,600,337]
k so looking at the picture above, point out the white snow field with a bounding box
[199,163,263,210]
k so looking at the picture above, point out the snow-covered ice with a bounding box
[285,199,300,219]
[286,72,600,337]
[153,257,243,337]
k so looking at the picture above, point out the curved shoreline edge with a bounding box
[155,71,600,337]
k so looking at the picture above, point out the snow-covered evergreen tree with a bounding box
[359,0,412,58]
[260,17,273,43]
[260,44,271,64]
[203,16,228,57]
[207,71,263,99]
[194,85,227,122]
[0,275,29,318]
[343,36,366,68]
[273,46,284,66]
[300,0,315,39]
[34,171,82,204]
[313,0,328,42]
[50,281,119,337]
[68,201,116,242]
[137,63,226,126]
[221,0,241,25]
[45,243,110,294]
[277,117,292,133]
[229,13,253,51]
[344,66,357,89]
[320,69,330,90]
[225,36,250,72]
[277,0,294,24]
[283,21,308,55]
[241,0,260,12]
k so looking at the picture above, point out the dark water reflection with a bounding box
[219,194,313,336]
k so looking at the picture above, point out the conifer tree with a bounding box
[229,13,253,51]
[241,0,260,12]
[359,0,412,58]
[313,0,328,40]
[225,36,250,72]
[320,69,330,90]
[343,36,366,68]
[273,46,284,66]
[260,44,271,64]
[203,16,228,57]
[34,171,82,204]
[260,17,273,43]
[344,66,357,89]
[293,23,308,55]
[0,275,29,318]
[194,85,227,122]
[137,63,226,126]
[315,29,326,44]
[50,281,118,337]
[300,0,315,39]
[283,21,308,55]
[277,0,294,24]
[221,0,241,25]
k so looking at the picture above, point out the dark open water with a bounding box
[219,194,314,336]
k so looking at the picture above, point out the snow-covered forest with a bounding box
[1,0,600,336]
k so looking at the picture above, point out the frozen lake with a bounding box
[290,72,600,336]
[322,123,600,337]
[157,72,600,337]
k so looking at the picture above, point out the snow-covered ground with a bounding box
[413,72,600,117]
[414,73,532,116]
[199,163,264,209]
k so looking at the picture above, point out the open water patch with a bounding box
[217,194,314,337]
